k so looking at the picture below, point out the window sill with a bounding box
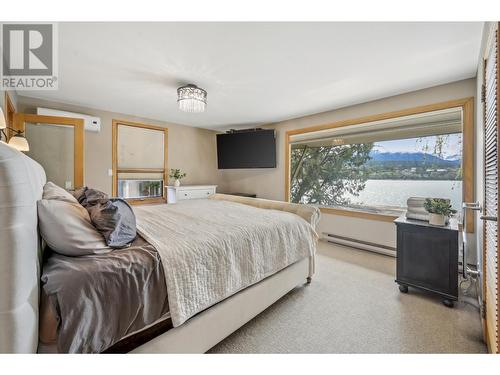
[319,206,400,223]
[126,197,166,205]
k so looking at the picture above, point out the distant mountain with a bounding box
[368,151,461,166]
[444,154,461,162]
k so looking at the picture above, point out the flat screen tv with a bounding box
[217,129,276,169]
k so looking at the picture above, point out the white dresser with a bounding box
[166,185,217,204]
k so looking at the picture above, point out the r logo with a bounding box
[2,24,53,76]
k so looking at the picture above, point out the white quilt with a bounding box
[134,199,318,327]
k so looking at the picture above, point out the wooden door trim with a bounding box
[482,22,500,354]
[4,92,16,140]
[13,113,85,188]
[495,23,500,354]
[482,43,488,353]
[487,22,500,354]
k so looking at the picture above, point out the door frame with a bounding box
[13,113,85,188]
[4,92,16,138]
[481,22,500,354]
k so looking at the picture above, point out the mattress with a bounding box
[40,197,319,353]
[39,235,169,353]
[134,198,318,327]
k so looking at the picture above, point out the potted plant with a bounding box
[169,169,186,187]
[423,198,457,226]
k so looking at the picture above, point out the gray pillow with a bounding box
[43,182,78,203]
[74,187,108,207]
[83,188,109,207]
[87,198,137,248]
[72,186,88,204]
[37,199,111,256]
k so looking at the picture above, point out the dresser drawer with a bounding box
[166,185,217,204]
[177,188,214,200]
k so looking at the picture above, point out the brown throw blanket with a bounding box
[41,236,169,353]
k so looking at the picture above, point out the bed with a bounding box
[0,142,319,353]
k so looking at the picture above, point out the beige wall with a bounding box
[15,78,477,249]
[1,50,19,117]
[17,96,224,195]
[220,78,477,248]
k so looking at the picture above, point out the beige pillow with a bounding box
[43,181,78,203]
[37,199,111,256]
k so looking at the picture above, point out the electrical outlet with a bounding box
[108,169,113,177]
[65,181,72,190]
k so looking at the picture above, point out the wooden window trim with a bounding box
[112,119,168,204]
[13,113,85,188]
[4,92,16,140]
[284,97,475,230]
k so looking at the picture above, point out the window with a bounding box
[112,120,168,203]
[118,178,163,199]
[286,101,474,225]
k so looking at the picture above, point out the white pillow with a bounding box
[43,181,78,203]
[37,199,111,256]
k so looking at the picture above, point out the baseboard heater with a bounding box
[322,232,396,257]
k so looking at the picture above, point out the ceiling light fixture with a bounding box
[0,107,6,130]
[8,133,30,152]
[177,84,207,113]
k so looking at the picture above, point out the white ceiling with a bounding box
[19,22,483,130]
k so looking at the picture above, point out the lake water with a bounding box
[344,179,463,211]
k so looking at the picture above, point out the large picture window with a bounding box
[286,99,474,229]
[112,120,168,204]
[291,133,462,215]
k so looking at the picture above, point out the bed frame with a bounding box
[0,143,314,353]
[107,257,310,353]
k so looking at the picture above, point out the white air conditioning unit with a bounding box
[36,107,101,132]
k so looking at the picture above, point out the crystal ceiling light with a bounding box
[177,84,207,113]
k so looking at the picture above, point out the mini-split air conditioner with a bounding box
[36,107,101,132]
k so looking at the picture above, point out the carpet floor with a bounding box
[208,241,487,353]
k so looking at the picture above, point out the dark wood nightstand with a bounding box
[394,216,459,307]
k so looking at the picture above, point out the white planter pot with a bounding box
[174,179,181,187]
[429,213,446,226]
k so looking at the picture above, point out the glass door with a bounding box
[12,113,85,188]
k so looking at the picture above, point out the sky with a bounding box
[372,133,462,158]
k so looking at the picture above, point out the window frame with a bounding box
[112,119,168,204]
[284,97,475,232]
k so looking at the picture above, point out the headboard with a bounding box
[0,142,46,353]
